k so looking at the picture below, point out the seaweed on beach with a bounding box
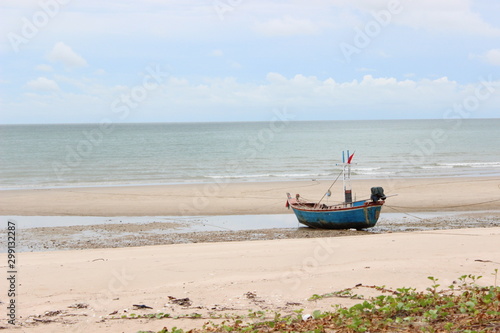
[139,272,500,333]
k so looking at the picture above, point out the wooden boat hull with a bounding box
[289,201,383,229]
[286,151,387,229]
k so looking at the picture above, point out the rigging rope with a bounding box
[317,169,344,205]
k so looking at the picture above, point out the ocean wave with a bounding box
[350,167,394,176]
[437,162,500,168]
[421,165,454,169]
[354,172,394,176]
[205,172,330,180]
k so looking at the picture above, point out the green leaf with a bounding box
[312,310,322,319]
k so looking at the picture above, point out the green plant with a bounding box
[136,272,500,333]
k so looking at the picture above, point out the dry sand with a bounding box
[1,177,499,332]
[1,227,499,332]
[1,176,499,216]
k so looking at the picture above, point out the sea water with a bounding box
[1,119,499,189]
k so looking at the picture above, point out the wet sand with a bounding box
[3,211,500,251]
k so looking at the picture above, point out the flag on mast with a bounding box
[347,152,355,164]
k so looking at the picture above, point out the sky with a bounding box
[1,0,499,124]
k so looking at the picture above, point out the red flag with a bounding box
[347,152,355,164]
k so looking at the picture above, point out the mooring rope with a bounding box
[384,205,425,220]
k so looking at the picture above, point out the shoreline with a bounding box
[2,173,499,192]
[1,176,499,216]
[3,210,500,252]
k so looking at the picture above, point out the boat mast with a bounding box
[342,150,353,207]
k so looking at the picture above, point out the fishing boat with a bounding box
[286,151,387,229]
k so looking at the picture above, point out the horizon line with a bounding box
[1,117,499,126]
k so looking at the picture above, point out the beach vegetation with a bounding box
[135,273,499,332]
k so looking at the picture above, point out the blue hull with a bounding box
[291,204,382,229]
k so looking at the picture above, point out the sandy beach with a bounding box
[3,0,500,329]
[1,176,500,216]
[1,227,499,332]
[1,176,500,331]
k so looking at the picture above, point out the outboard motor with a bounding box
[371,187,386,202]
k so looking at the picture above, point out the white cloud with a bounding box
[356,67,376,72]
[210,49,224,57]
[470,49,500,66]
[266,72,287,83]
[341,0,500,36]
[2,1,499,123]
[8,72,500,122]
[25,77,60,91]
[35,64,53,72]
[155,73,496,114]
[229,61,242,69]
[484,49,500,66]
[93,69,107,75]
[47,42,88,69]
[253,16,321,36]
[168,77,189,86]
[397,1,500,36]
